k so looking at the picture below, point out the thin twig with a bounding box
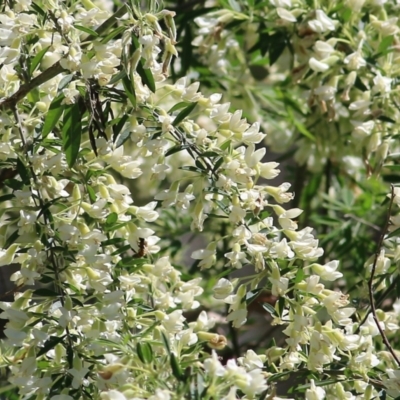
[12,105,75,361]
[364,185,400,366]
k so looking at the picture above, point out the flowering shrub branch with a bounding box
[0,0,399,399]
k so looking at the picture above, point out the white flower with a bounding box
[226,308,247,327]
[383,369,400,397]
[309,57,329,72]
[373,71,392,94]
[308,10,336,33]
[238,349,265,370]
[149,389,171,400]
[344,51,366,70]
[305,379,326,400]
[0,244,18,266]
[99,390,127,400]
[277,8,297,22]
[314,41,335,59]
[311,260,343,281]
[270,0,291,7]
[243,122,266,144]
[192,243,217,269]
[213,278,234,299]
[203,351,225,376]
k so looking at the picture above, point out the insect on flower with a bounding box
[133,238,147,258]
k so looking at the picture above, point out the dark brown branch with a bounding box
[0,63,66,110]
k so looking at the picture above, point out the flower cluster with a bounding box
[0,0,398,399]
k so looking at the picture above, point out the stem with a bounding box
[12,105,75,363]
[362,185,400,366]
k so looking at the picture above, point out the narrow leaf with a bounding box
[172,102,198,127]
[262,302,277,316]
[74,24,98,37]
[136,61,156,93]
[161,331,171,355]
[109,69,127,85]
[293,119,315,141]
[42,94,65,138]
[100,25,126,44]
[30,46,50,75]
[170,352,184,381]
[137,342,153,364]
[0,194,14,203]
[37,335,66,357]
[33,288,59,297]
[58,74,74,91]
[16,158,30,184]
[168,101,191,113]
[122,75,136,108]
[116,128,131,148]
[63,103,82,168]
[165,144,190,157]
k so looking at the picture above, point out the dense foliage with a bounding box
[0,0,400,398]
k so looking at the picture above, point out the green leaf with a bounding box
[168,101,191,113]
[63,102,82,168]
[172,102,198,127]
[58,75,74,91]
[293,119,315,141]
[170,352,185,381]
[122,75,136,108]
[387,226,400,239]
[109,69,126,85]
[102,237,125,246]
[294,267,305,283]
[384,164,400,171]
[87,185,96,203]
[0,193,14,203]
[111,244,131,256]
[269,32,287,66]
[245,289,263,304]
[29,46,50,75]
[4,178,23,190]
[5,230,19,248]
[100,25,126,44]
[161,331,171,355]
[278,296,285,317]
[31,2,46,17]
[106,212,118,225]
[165,144,191,157]
[74,24,99,37]
[137,342,153,364]
[179,166,203,174]
[212,157,224,173]
[116,128,131,148]
[378,35,394,55]
[33,288,59,297]
[378,115,396,124]
[112,114,129,142]
[131,34,156,92]
[220,140,231,151]
[136,60,156,93]
[262,302,277,316]
[37,335,66,357]
[42,94,65,138]
[200,151,219,158]
[16,158,29,184]
[354,76,368,92]
[181,25,193,75]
